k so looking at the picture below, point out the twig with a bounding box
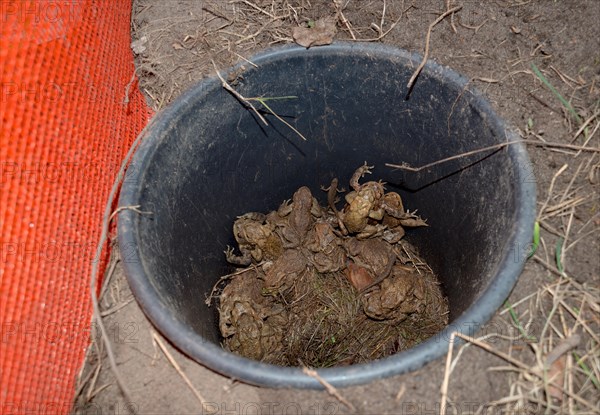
[352,13,402,42]
[249,97,307,141]
[333,0,356,40]
[152,331,211,412]
[406,6,462,92]
[100,297,135,317]
[451,332,598,411]
[575,120,599,157]
[211,60,269,125]
[440,332,457,415]
[385,139,600,173]
[88,115,154,405]
[538,164,568,220]
[99,251,120,301]
[238,0,276,18]
[123,69,138,105]
[302,367,355,410]
[232,51,259,68]
[446,0,458,33]
[395,383,406,401]
[571,110,598,143]
[109,205,152,222]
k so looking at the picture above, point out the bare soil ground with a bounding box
[74,0,599,413]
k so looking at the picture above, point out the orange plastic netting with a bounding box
[1,1,149,410]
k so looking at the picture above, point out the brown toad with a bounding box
[218,269,288,361]
[267,186,321,248]
[263,248,309,293]
[381,191,428,244]
[330,164,428,240]
[343,238,396,292]
[361,264,427,323]
[305,221,346,273]
[225,212,282,266]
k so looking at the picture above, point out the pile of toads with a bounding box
[215,163,448,366]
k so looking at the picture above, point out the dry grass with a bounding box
[441,98,599,413]
[131,0,406,110]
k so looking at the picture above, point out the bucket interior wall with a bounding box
[130,46,519,347]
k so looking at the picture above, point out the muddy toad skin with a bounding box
[270,186,316,248]
[225,212,282,266]
[361,264,427,322]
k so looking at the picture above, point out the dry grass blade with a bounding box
[440,332,599,413]
[152,331,211,412]
[211,60,269,125]
[440,332,457,415]
[302,367,355,411]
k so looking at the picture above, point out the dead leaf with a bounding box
[292,17,337,48]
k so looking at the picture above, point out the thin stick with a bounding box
[385,139,600,173]
[333,0,356,40]
[406,6,462,91]
[302,367,355,410]
[100,298,135,317]
[453,332,597,411]
[571,110,598,142]
[109,205,152,222]
[352,13,403,42]
[89,119,153,405]
[539,164,569,220]
[440,332,457,415]
[152,331,211,411]
[249,97,307,141]
[232,51,259,68]
[211,60,269,126]
[99,252,120,301]
[239,0,276,18]
[395,383,406,401]
[575,121,600,157]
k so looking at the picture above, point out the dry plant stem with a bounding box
[385,139,600,173]
[152,331,211,412]
[539,164,568,220]
[88,120,153,404]
[247,97,308,141]
[395,383,406,401]
[449,332,598,411]
[575,121,600,157]
[406,6,462,91]
[109,205,152,222]
[211,60,268,126]
[354,13,402,42]
[333,0,356,40]
[440,332,457,415]
[302,367,355,411]
[99,252,120,301]
[572,110,599,142]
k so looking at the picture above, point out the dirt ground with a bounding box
[73,0,599,413]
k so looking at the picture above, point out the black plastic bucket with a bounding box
[118,43,535,388]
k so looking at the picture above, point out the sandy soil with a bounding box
[73,1,599,413]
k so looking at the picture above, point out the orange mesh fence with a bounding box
[1,1,149,411]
